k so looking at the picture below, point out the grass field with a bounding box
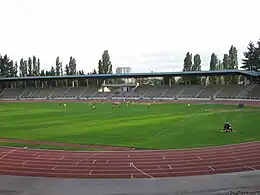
[0,102,260,150]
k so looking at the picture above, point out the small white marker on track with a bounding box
[168,165,172,170]
[52,165,58,170]
[89,170,92,175]
[92,160,96,164]
[208,166,215,171]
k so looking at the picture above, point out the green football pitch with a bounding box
[0,102,260,150]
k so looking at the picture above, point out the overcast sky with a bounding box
[1,0,260,73]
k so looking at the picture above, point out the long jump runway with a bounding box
[0,142,260,179]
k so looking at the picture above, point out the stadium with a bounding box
[0,69,260,182]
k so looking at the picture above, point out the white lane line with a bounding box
[130,162,154,179]
[52,165,58,170]
[32,152,39,156]
[168,165,172,170]
[131,174,134,179]
[22,160,29,165]
[208,166,215,171]
[197,157,203,160]
[0,149,17,160]
[245,165,256,171]
[74,153,100,167]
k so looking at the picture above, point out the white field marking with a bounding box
[106,160,109,164]
[60,156,64,160]
[89,170,92,175]
[74,153,100,167]
[152,128,168,138]
[130,162,154,179]
[168,165,172,170]
[245,165,256,171]
[197,157,203,160]
[92,160,96,164]
[22,160,29,165]
[131,174,134,179]
[52,165,58,170]
[208,166,215,171]
[0,149,17,160]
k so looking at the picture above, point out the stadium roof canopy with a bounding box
[0,70,259,82]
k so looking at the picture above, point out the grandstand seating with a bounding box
[179,85,205,97]
[0,84,260,100]
[198,85,223,98]
[216,84,245,98]
[0,88,24,99]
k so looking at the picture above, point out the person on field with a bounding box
[92,104,96,112]
[224,122,232,132]
[147,103,150,108]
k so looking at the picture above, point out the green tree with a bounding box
[222,54,230,84]
[0,55,11,77]
[24,60,28,77]
[68,57,77,75]
[32,56,37,76]
[98,50,113,74]
[98,60,102,74]
[19,58,25,77]
[55,56,62,76]
[40,69,45,76]
[14,61,18,77]
[28,57,33,76]
[65,64,70,75]
[50,66,55,76]
[182,52,193,84]
[228,45,238,84]
[191,54,201,84]
[209,53,218,84]
[241,40,260,71]
[37,58,40,76]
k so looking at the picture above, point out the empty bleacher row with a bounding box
[0,84,260,99]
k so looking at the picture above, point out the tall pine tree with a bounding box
[209,53,218,84]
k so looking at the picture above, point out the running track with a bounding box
[1,99,260,179]
[0,142,260,179]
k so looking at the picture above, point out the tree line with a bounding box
[179,45,240,85]
[0,50,113,78]
[0,39,259,86]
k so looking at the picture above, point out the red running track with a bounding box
[0,142,260,179]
